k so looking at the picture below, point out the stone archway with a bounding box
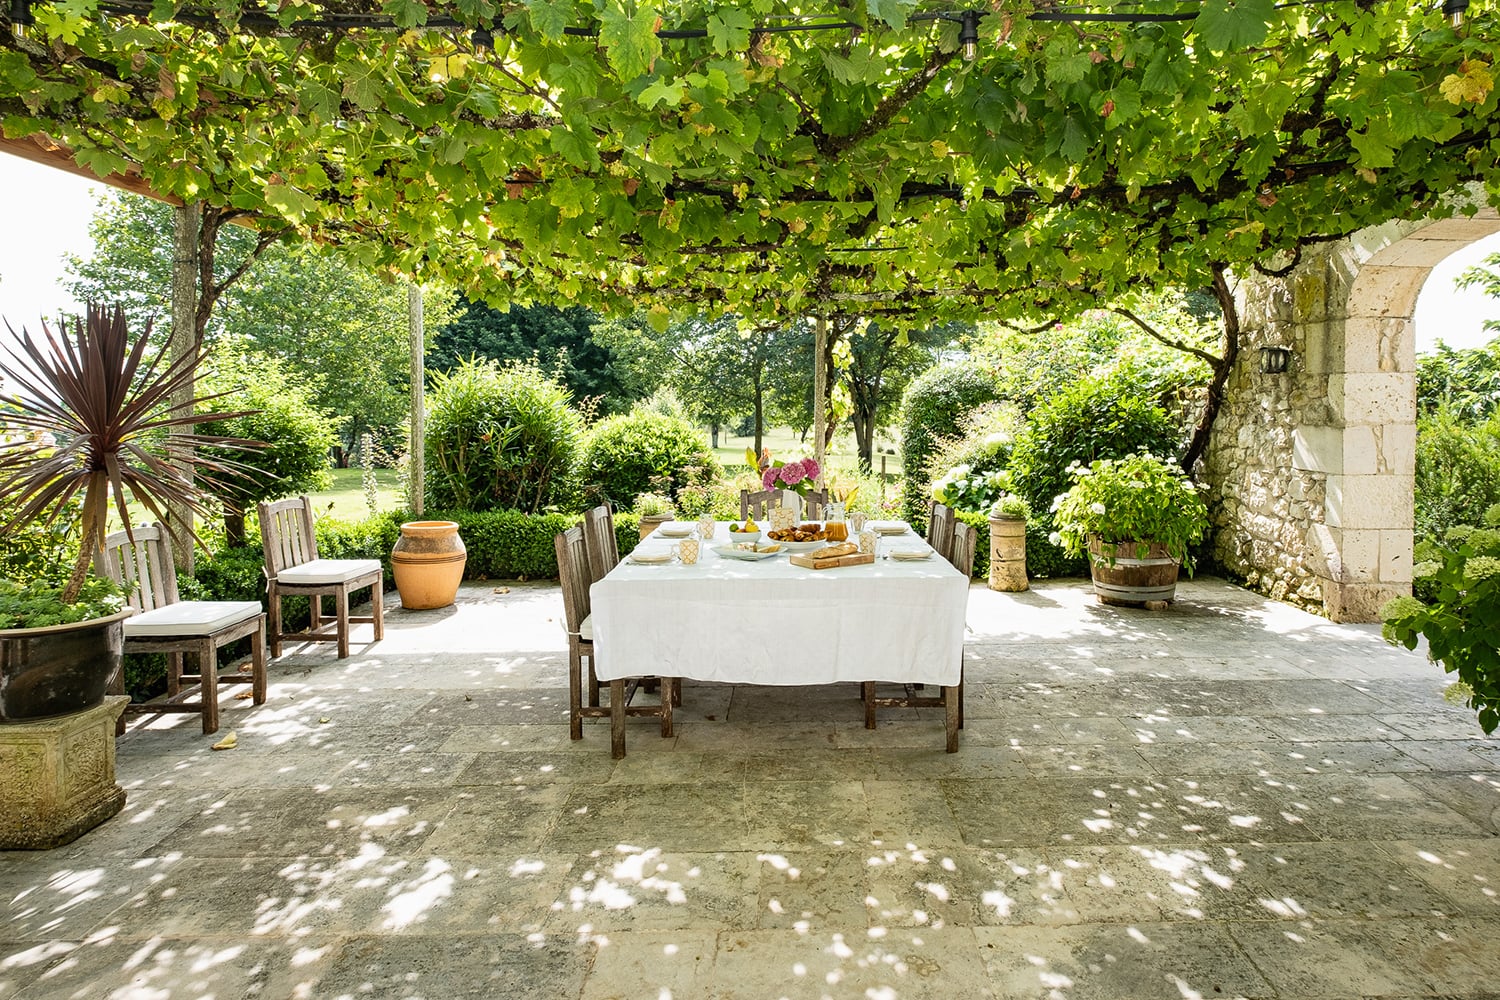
[1205,204,1500,622]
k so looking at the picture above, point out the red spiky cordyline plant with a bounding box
[0,304,256,605]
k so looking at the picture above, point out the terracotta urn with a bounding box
[987,514,1028,592]
[638,513,672,540]
[392,521,467,609]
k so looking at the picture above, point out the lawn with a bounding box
[307,468,407,521]
[710,426,904,478]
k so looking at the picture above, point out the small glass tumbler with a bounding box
[850,511,868,534]
[696,516,716,540]
[677,538,700,565]
[858,530,878,555]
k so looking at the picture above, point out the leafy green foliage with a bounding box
[1382,507,1500,734]
[1457,253,1500,337]
[898,362,1002,523]
[1416,338,1500,421]
[1052,453,1210,572]
[0,575,125,630]
[1414,404,1500,541]
[11,2,1494,331]
[197,350,337,541]
[424,358,583,513]
[1006,371,1181,520]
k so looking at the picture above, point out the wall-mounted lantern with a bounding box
[1258,346,1293,375]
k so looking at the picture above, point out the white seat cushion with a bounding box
[579,614,593,642]
[124,601,263,638]
[275,558,382,586]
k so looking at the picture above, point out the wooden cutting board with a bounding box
[789,552,876,570]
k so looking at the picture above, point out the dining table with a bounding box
[589,520,969,747]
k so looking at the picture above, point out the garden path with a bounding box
[1,578,1497,999]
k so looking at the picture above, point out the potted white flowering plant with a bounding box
[1052,453,1209,606]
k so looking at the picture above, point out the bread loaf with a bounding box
[810,541,858,560]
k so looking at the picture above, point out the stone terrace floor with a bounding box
[2,577,1499,1000]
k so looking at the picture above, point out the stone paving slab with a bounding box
[2,577,1498,998]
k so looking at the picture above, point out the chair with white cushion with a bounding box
[258,495,384,659]
[96,523,267,734]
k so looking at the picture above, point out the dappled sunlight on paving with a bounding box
[2,578,1498,997]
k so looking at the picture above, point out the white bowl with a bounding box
[775,538,826,553]
[724,528,762,546]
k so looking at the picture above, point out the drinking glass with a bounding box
[677,538,700,565]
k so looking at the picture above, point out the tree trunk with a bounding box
[1181,264,1242,474]
[851,397,876,472]
[710,423,720,449]
[223,505,246,548]
[168,203,201,575]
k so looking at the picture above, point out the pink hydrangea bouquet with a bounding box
[746,448,822,496]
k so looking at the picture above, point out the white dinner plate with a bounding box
[889,548,933,561]
[629,551,673,565]
[872,523,909,536]
[656,526,693,538]
[713,545,781,562]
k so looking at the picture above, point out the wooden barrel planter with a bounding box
[1087,536,1180,606]
[988,514,1028,592]
[392,521,467,610]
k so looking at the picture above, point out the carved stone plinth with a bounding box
[0,696,128,850]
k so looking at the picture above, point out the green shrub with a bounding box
[1415,404,1500,541]
[1382,505,1500,734]
[579,408,719,508]
[198,351,338,544]
[1052,453,1210,572]
[1008,371,1179,519]
[425,358,583,513]
[898,363,1001,524]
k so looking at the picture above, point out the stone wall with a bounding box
[1202,204,1500,622]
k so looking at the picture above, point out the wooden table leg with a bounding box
[943,685,959,753]
[863,682,877,730]
[610,679,626,759]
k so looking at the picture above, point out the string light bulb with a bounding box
[8,0,34,39]
[1442,0,1468,26]
[471,26,494,58]
[958,10,980,61]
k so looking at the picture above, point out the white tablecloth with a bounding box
[590,522,968,685]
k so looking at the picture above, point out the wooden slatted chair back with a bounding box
[258,495,320,577]
[740,488,778,519]
[554,526,592,637]
[928,502,957,562]
[96,523,180,611]
[949,520,977,579]
[801,489,828,520]
[581,505,619,584]
[741,488,828,520]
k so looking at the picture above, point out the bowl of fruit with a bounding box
[726,520,762,546]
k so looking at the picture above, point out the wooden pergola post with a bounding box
[407,281,425,517]
[813,314,827,490]
[168,202,200,573]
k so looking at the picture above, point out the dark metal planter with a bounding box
[0,610,131,723]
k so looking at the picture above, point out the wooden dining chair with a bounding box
[862,520,974,752]
[927,501,957,561]
[555,525,673,758]
[96,523,267,734]
[258,495,384,659]
[740,488,827,520]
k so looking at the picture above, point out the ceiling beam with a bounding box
[0,133,179,205]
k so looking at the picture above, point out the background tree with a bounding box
[196,349,337,545]
[431,299,662,414]
[66,193,429,458]
[843,320,957,471]
[668,317,786,454]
